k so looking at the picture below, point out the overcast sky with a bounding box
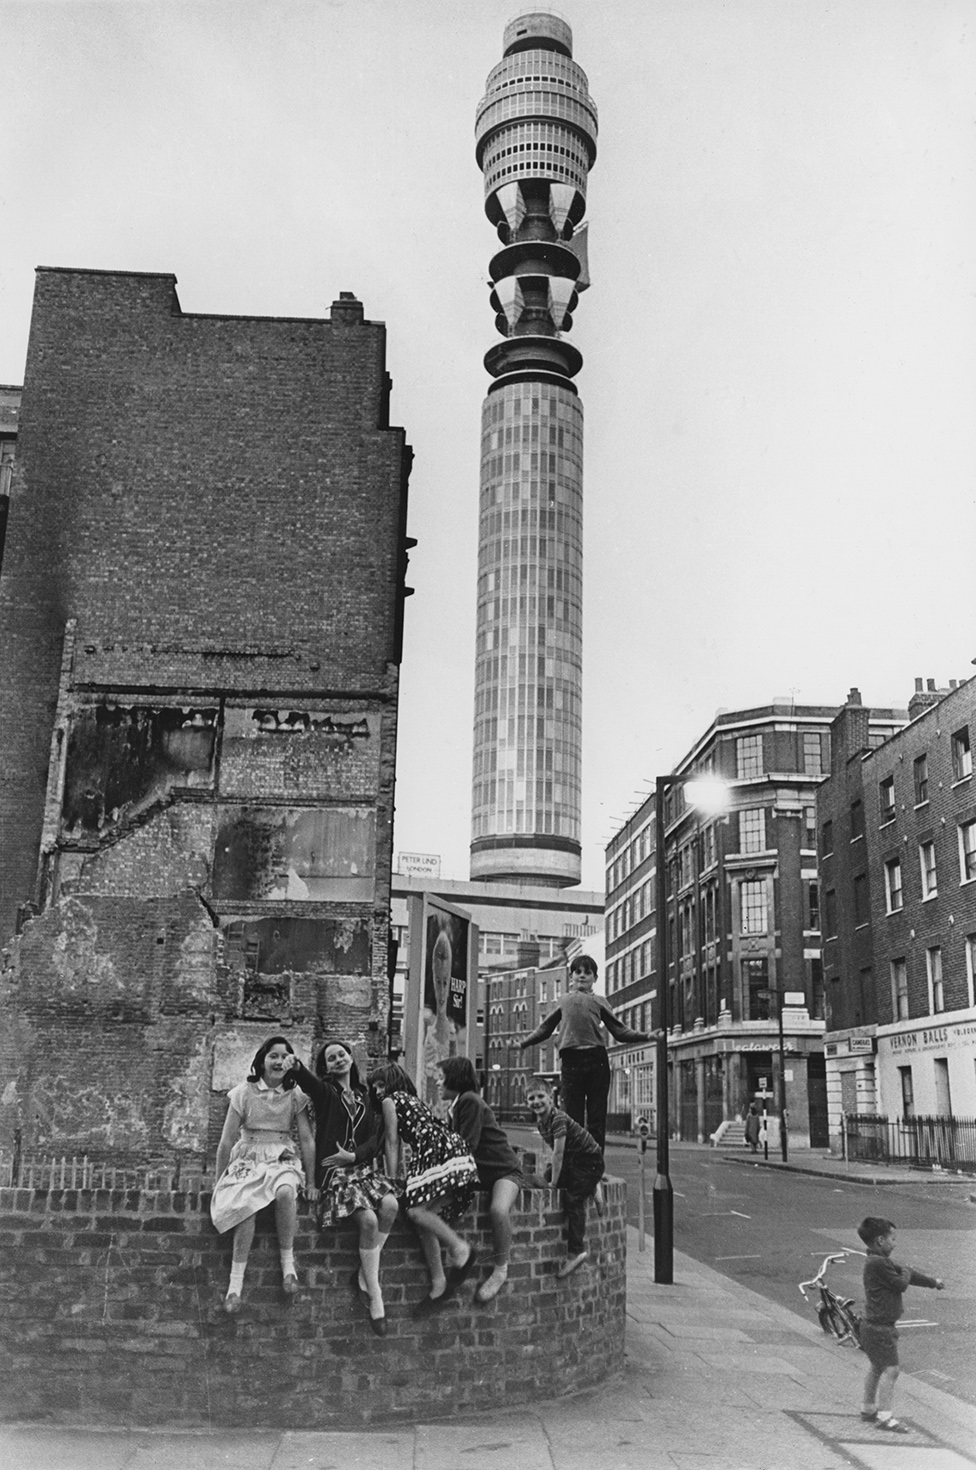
[3,0,975,891]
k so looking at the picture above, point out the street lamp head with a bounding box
[683,774,731,816]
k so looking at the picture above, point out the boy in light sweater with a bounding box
[518,954,651,1155]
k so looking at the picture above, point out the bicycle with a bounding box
[799,1252,862,1348]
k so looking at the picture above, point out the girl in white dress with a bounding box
[210,1035,316,1314]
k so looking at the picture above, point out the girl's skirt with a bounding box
[317,1163,398,1229]
[210,1139,305,1234]
[404,1152,478,1225]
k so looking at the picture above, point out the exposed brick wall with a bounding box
[0,268,410,941]
[0,1181,626,1428]
[0,269,411,1167]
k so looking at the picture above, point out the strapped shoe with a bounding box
[875,1419,909,1434]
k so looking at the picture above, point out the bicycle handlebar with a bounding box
[798,1251,853,1297]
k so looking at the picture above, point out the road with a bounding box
[605,1141,976,1410]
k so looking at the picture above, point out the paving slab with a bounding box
[270,1430,416,1470]
[125,1431,281,1469]
[0,1426,144,1470]
[414,1417,553,1470]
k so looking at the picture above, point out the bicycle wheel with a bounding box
[817,1302,840,1337]
[818,1301,849,1342]
[834,1301,861,1349]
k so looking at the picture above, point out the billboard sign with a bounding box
[403,892,478,1115]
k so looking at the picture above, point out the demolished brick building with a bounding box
[0,267,413,1172]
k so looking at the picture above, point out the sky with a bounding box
[2,0,975,892]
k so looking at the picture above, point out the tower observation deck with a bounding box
[470,13,597,887]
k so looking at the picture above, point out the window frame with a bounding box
[926,946,944,1014]
[913,753,929,806]
[736,734,763,780]
[878,776,896,826]
[884,855,904,913]
[891,958,909,1020]
[739,807,766,855]
[959,820,976,884]
[919,839,938,900]
[951,726,973,783]
[739,879,768,936]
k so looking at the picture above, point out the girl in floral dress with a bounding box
[286,1042,399,1336]
[210,1035,316,1314]
[370,1062,479,1314]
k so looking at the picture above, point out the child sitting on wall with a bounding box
[526,1076,603,1278]
[438,1056,523,1303]
[210,1035,317,1314]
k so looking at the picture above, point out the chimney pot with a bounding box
[927,678,936,692]
[915,678,923,692]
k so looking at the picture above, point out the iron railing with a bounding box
[844,1114,976,1172]
[0,1152,213,1192]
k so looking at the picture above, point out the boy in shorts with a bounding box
[856,1215,944,1433]
[527,1077,604,1277]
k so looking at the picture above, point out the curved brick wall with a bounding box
[0,1179,626,1428]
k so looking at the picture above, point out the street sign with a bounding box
[784,991,806,1005]
[758,1076,768,1090]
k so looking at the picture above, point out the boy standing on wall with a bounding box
[518,955,650,1155]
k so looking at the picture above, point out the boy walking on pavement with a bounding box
[527,1078,604,1278]
[856,1215,944,1434]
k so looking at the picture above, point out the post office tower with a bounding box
[470,13,597,888]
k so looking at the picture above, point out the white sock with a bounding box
[228,1261,246,1295]
[280,1249,296,1278]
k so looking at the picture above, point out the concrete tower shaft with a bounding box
[470,14,596,887]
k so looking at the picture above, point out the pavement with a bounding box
[2,1212,975,1470]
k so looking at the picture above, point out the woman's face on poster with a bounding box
[431,929,452,1014]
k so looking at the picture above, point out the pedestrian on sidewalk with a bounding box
[210,1035,317,1314]
[526,1077,603,1278]
[371,1062,479,1315]
[745,1104,761,1153]
[517,954,650,1155]
[286,1042,399,1337]
[856,1215,945,1434]
[438,1056,523,1304]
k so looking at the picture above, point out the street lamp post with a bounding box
[654,772,730,1285]
[653,776,674,1284]
[775,988,788,1162]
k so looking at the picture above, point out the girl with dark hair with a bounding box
[210,1035,316,1314]
[371,1061,479,1314]
[286,1041,398,1336]
[438,1056,522,1304]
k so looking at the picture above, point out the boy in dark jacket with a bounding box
[856,1215,944,1433]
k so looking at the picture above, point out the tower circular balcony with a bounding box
[484,335,582,380]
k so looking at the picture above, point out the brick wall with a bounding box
[0,1181,626,1427]
[0,269,411,1165]
[0,268,411,941]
